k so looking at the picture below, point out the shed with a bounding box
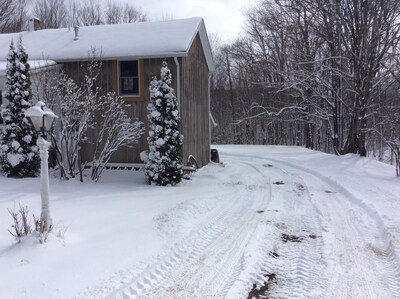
[0,18,215,168]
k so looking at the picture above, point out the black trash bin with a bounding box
[211,149,220,163]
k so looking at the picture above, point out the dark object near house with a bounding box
[187,155,198,169]
[210,149,219,163]
[182,155,198,177]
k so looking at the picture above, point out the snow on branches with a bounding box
[32,52,144,181]
[90,92,144,181]
[30,59,98,180]
[0,38,39,177]
[145,61,183,186]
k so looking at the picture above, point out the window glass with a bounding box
[119,61,139,95]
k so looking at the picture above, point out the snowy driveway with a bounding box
[0,146,399,298]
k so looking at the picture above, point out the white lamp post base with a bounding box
[37,136,52,231]
[25,102,57,234]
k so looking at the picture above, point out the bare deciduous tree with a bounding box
[210,0,400,175]
[32,53,143,181]
[105,1,147,24]
[74,0,103,26]
[32,0,68,29]
[90,92,143,181]
[0,0,27,33]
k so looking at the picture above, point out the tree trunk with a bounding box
[226,53,237,144]
[343,112,359,154]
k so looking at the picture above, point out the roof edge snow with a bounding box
[0,59,57,75]
[0,17,215,73]
[55,52,189,63]
[185,18,215,73]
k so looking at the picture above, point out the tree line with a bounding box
[211,0,400,175]
[0,0,147,33]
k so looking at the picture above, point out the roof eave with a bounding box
[54,52,188,63]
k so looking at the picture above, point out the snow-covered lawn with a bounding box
[0,145,399,298]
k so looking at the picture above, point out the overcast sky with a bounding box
[131,0,256,42]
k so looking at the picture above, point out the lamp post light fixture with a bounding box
[25,101,57,231]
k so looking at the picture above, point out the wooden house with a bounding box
[0,18,215,168]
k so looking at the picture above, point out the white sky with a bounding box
[125,0,256,42]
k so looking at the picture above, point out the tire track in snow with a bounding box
[261,157,400,299]
[242,160,327,299]
[222,151,400,298]
[105,162,270,299]
[215,156,327,299]
[75,187,233,299]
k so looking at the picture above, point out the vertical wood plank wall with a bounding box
[181,34,210,167]
[62,36,210,167]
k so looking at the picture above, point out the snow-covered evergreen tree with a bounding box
[0,38,39,177]
[145,61,183,186]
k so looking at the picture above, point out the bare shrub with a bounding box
[8,204,31,242]
[8,204,53,243]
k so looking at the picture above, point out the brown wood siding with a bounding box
[62,58,177,164]
[181,34,210,167]
[62,44,210,167]
[103,59,152,163]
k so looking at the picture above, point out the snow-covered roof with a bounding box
[0,18,215,72]
[0,60,57,75]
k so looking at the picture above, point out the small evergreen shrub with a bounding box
[145,61,183,186]
[0,38,39,177]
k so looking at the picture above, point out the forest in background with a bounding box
[210,0,400,174]
[1,0,399,174]
[0,0,146,33]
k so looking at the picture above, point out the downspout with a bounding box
[174,57,181,110]
[208,72,212,162]
[174,56,184,164]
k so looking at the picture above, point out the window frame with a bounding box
[117,60,142,99]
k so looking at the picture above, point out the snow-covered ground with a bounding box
[0,145,399,299]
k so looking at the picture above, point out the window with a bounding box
[119,61,139,96]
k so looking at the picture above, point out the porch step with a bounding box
[104,163,144,171]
